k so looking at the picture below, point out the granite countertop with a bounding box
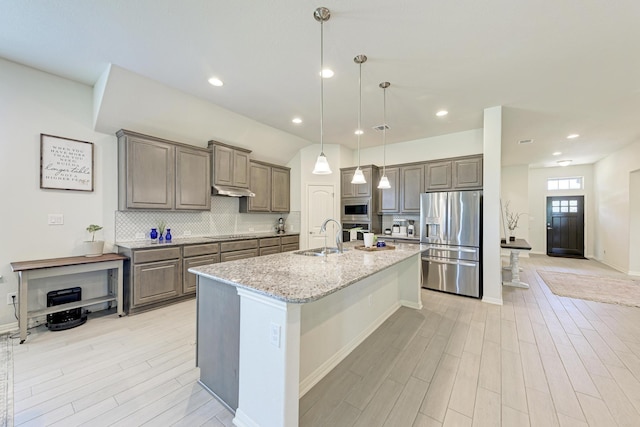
[189,241,425,303]
[116,232,299,249]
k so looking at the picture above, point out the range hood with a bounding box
[212,184,255,198]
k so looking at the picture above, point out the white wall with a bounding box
[527,165,595,257]
[594,140,640,274]
[357,129,483,166]
[629,169,640,275]
[501,165,529,243]
[0,58,117,330]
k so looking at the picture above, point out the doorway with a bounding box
[546,195,585,258]
[306,184,335,249]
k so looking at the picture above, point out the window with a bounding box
[551,199,579,213]
[547,177,583,191]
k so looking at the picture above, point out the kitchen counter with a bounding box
[376,234,421,243]
[191,240,423,426]
[190,241,424,303]
[115,231,299,249]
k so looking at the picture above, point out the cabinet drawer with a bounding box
[281,235,299,245]
[281,243,299,252]
[260,246,281,256]
[133,247,181,264]
[183,243,220,257]
[259,237,281,248]
[220,239,258,252]
[220,249,259,262]
[183,254,220,294]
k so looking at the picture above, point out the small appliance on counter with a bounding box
[392,219,408,237]
[276,217,286,234]
[408,220,415,237]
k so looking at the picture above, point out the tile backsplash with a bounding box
[115,196,300,241]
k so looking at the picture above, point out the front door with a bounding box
[546,196,585,258]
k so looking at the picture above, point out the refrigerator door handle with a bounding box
[421,257,478,268]
[428,246,477,253]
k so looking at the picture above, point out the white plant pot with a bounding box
[83,240,104,257]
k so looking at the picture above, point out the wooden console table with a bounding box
[500,239,532,289]
[10,253,128,343]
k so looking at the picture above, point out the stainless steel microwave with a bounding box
[341,198,371,221]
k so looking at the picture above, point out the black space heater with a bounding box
[46,287,87,331]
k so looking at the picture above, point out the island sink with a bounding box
[294,247,346,256]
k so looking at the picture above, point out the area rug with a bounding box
[537,271,640,307]
[0,333,13,427]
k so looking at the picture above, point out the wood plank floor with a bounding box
[10,254,640,426]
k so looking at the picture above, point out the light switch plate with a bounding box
[48,214,64,225]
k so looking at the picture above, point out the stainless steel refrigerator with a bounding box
[420,190,482,298]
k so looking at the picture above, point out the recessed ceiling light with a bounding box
[567,134,579,139]
[320,69,334,78]
[208,77,223,87]
[552,151,562,156]
[292,117,302,124]
[354,129,363,135]
[557,160,572,167]
[436,110,448,117]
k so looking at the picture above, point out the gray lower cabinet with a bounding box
[259,237,281,256]
[220,239,259,262]
[130,247,182,309]
[117,130,210,211]
[281,235,300,252]
[183,243,220,294]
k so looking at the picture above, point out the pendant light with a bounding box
[312,7,332,175]
[377,82,391,189]
[351,54,368,184]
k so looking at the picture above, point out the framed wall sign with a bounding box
[40,134,94,191]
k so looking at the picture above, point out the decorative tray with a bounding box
[354,244,396,251]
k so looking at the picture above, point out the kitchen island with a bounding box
[190,241,423,427]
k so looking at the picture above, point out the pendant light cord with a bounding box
[320,19,325,156]
[382,84,387,175]
[357,60,362,167]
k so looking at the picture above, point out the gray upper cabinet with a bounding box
[239,161,290,213]
[117,130,209,211]
[453,156,483,189]
[378,167,400,213]
[400,164,424,213]
[341,166,374,198]
[175,146,211,210]
[425,160,453,191]
[209,142,251,189]
[271,166,290,212]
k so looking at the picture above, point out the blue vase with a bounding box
[150,228,158,241]
[159,232,164,242]
[165,228,172,242]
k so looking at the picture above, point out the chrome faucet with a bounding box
[320,218,343,254]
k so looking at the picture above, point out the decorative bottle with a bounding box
[150,228,158,243]
[158,231,164,243]
[165,228,172,242]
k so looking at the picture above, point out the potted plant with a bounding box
[84,224,104,257]
[504,201,525,241]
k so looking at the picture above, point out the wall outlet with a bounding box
[248,227,255,232]
[47,214,64,225]
[270,322,281,348]
[135,232,145,239]
[7,292,17,305]
[183,230,191,236]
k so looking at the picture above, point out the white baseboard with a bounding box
[298,302,400,397]
[482,296,503,305]
[0,322,18,335]
[232,408,260,427]
[400,299,423,310]
[627,270,640,277]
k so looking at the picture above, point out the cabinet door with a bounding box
[425,160,453,191]
[401,164,424,213]
[355,167,373,197]
[175,146,211,210]
[341,169,356,198]
[126,137,175,209]
[378,167,400,213]
[248,163,271,212]
[281,243,299,252]
[233,150,250,188]
[213,145,234,186]
[271,167,290,212]
[260,246,281,256]
[132,259,181,307]
[183,254,219,294]
[453,157,483,189]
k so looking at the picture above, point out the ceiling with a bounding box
[2,0,639,168]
